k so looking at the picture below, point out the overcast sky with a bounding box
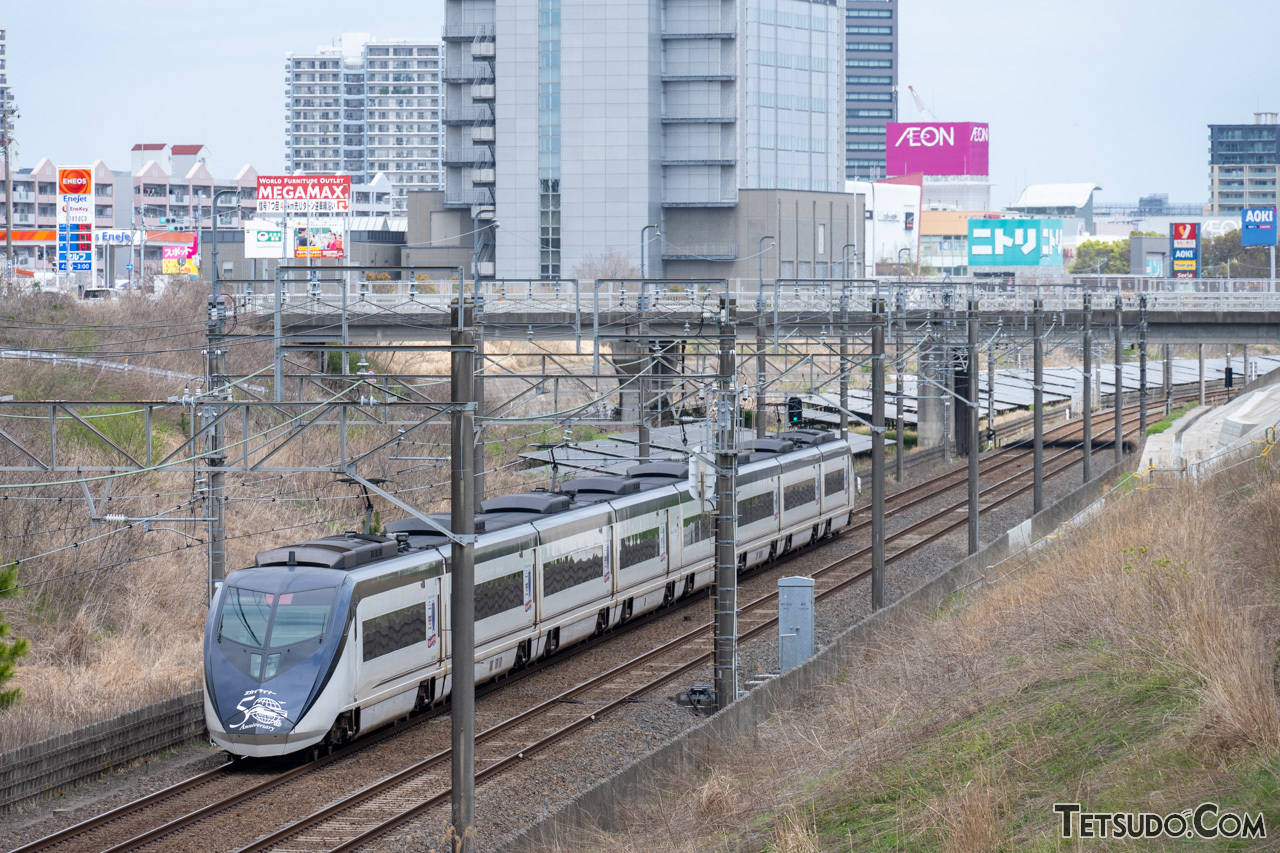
[6,0,1278,208]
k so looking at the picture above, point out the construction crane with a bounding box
[907,85,934,122]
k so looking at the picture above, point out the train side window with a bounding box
[363,602,428,661]
[824,469,846,496]
[619,527,661,569]
[475,571,524,620]
[683,513,712,546]
[784,479,816,510]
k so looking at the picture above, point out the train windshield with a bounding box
[218,587,336,649]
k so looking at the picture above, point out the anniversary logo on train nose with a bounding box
[58,169,91,195]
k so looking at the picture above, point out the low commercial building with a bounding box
[404,187,866,287]
[1007,183,1101,234]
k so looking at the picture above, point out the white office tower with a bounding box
[443,0,842,279]
[286,32,442,215]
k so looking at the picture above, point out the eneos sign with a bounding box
[886,122,989,177]
[57,168,92,196]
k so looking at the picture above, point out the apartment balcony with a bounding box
[661,157,737,166]
[661,113,737,124]
[662,26,736,39]
[443,150,495,167]
[442,24,495,42]
[661,193,738,208]
[444,187,495,208]
[471,168,496,184]
[472,126,496,143]
[441,64,494,85]
[661,73,736,82]
[471,83,495,100]
[661,243,738,261]
[10,190,34,203]
[443,106,495,126]
[12,213,34,226]
[471,42,496,59]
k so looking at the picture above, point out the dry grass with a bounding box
[545,456,1280,851]
[0,287,564,751]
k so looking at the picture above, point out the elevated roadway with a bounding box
[228,279,1280,345]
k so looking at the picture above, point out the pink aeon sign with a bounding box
[885,122,990,177]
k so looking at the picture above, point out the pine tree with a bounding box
[0,560,28,710]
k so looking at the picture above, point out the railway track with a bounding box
[10,393,1200,853]
[206,403,1165,851]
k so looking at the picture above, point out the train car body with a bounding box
[204,430,857,758]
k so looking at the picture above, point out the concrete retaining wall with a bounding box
[500,453,1137,852]
[0,690,205,813]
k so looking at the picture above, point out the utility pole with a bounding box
[273,266,285,402]
[1138,294,1148,435]
[1198,343,1205,406]
[713,298,739,711]
[755,237,773,438]
[205,189,237,600]
[450,298,477,853]
[1163,343,1172,417]
[756,319,767,439]
[838,283,849,441]
[1033,298,1044,514]
[474,334,485,513]
[1114,296,1124,466]
[2,93,14,286]
[1082,292,1092,483]
[967,300,980,555]
[871,298,886,611]
[895,285,905,482]
[986,336,996,449]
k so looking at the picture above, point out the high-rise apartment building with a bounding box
[443,0,843,280]
[0,25,10,112]
[1208,112,1280,215]
[843,0,898,180]
[285,33,442,215]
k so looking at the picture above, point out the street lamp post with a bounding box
[841,243,858,279]
[640,224,659,279]
[756,235,776,311]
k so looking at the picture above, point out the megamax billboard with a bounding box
[967,219,1064,267]
[1242,207,1278,247]
[886,122,990,177]
[256,175,351,214]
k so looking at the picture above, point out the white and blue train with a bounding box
[203,429,856,758]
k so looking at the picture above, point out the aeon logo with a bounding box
[971,126,989,143]
[896,125,955,149]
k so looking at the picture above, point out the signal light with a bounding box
[787,397,803,425]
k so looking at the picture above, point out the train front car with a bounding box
[204,564,352,758]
